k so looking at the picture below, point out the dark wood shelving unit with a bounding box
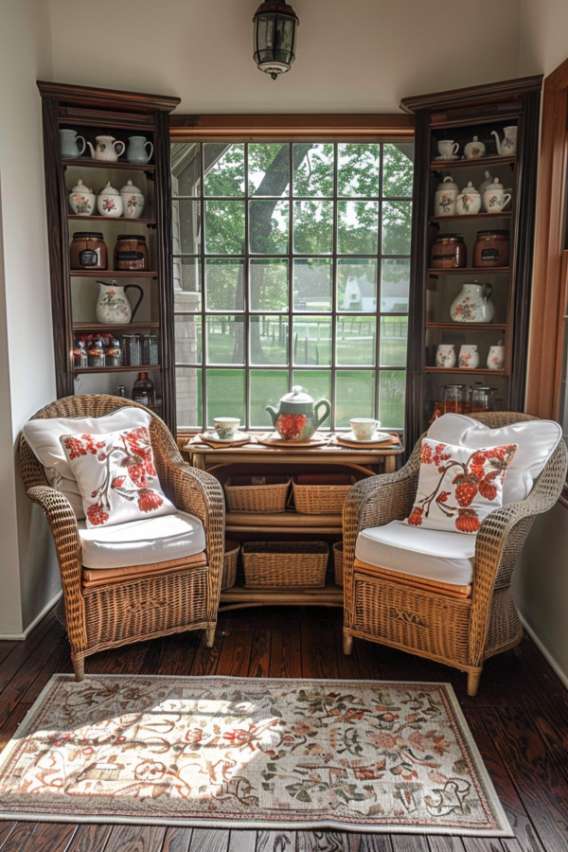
[401,76,542,448]
[67,214,157,225]
[69,270,159,278]
[73,364,159,375]
[62,157,156,174]
[72,322,160,332]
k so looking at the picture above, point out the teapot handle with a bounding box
[124,285,144,321]
[76,135,86,156]
[113,140,126,158]
[314,399,331,430]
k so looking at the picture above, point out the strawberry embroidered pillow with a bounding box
[406,438,517,534]
[60,425,175,528]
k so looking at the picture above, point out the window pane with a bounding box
[381,258,410,313]
[250,258,288,312]
[250,200,289,254]
[205,258,244,311]
[293,143,334,196]
[293,258,332,312]
[337,201,378,254]
[205,201,245,254]
[379,316,408,367]
[171,142,201,196]
[175,315,202,364]
[176,367,202,427]
[336,316,376,366]
[293,201,333,254]
[293,316,332,366]
[335,370,375,427]
[382,201,412,255]
[249,143,290,196]
[382,142,414,198]
[292,370,332,427]
[378,370,406,428]
[203,143,245,197]
[338,143,380,197]
[250,315,288,365]
[173,257,201,311]
[173,200,200,254]
[337,258,377,312]
[206,369,245,425]
[250,369,289,426]
[206,315,244,365]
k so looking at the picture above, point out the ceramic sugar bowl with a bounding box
[450,282,495,323]
[97,182,123,218]
[482,177,512,213]
[434,176,459,217]
[456,181,481,216]
[464,135,486,160]
[68,179,95,216]
[487,342,505,370]
[436,344,457,369]
[120,180,145,219]
[459,344,480,369]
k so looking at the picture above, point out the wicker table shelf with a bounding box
[185,434,403,611]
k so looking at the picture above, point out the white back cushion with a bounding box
[23,408,152,518]
[428,414,562,503]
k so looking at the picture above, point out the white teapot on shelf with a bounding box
[491,126,517,157]
[87,135,126,162]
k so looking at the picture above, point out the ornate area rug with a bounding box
[0,675,511,836]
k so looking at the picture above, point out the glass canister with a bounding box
[473,230,510,267]
[87,337,106,368]
[442,383,467,414]
[143,333,159,366]
[431,234,467,269]
[106,337,123,367]
[114,234,148,270]
[123,333,142,367]
[470,385,496,412]
[72,338,88,368]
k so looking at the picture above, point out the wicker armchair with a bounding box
[342,412,568,696]
[17,395,225,680]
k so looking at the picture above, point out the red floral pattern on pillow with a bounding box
[407,438,517,534]
[61,425,173,527]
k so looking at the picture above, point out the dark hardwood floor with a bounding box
[0,605,567,852]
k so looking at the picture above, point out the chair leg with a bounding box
[205,625,216,648]
[343,629,353,656]
[467,668,482,697]
[73,655,85,682]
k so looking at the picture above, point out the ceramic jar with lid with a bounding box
[459,344,480,369]
[68,179,95,216]
[70,232,108,270]
[431,234,467,268]
[464,135,486,160]
[97,182,123,218]
[482,178,512,213]
[120,180,145,219]
[487,342,505,370]
[456,181,481,215]
[114,235,148,270]
[473,230,510,267]
[436,344,457,369]
[434,176,459,217]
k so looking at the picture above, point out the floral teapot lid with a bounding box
[70,178,93,194]
[436,175,458,191]
[120,179,142,194]
[460,180,480,196]
[486,177,505,191]
[280,385,314,405]
[100,180,120,196]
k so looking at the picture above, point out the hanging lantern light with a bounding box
[253,0,299,80]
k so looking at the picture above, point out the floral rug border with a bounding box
[0,675,513,837]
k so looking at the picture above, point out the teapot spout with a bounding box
[491,129,501,155]
[265,405,278,426]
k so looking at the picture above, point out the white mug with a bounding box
[438,139,459,159]
[350,417,378,441]
[213,417,241,439]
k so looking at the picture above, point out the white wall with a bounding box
[0,0,58,635]
[519,0,568,75]
[46,0,521,113]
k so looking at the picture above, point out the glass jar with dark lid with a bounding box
[431,233,467,269]
[70,232,108,270]
[114,234,148,271]
[473,230,510,268]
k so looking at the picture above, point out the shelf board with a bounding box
[426,322,509,331]
[62,157,155,173]
[425,367,508,376]
[73,364,159,374]
[431,212,512,222]
[73,322,160,332]
[67,214,156,225]
[226,511,342,534]
[430,156,516,170]
[70,270,158,278]
[427,266,511,275]
[219,585,343,609]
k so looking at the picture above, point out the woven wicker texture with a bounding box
[333,541,343,586]
[17,394,225,679]
[222,540,240,590]
[342,412,568,696]
[224,477,290,513]
[242,541,328,589]
[292,481,352,515]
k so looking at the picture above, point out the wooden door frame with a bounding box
[526,60,568,418]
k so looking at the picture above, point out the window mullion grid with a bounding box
[376,142,383,424]
[244,143,251,430]
[200,143,207,428]
[330,142,338,431]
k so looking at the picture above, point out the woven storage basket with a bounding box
[224,476,290,513]
[222,540,240,590]
[242,541,328,589]
[332,541,343,586]
[292,478,354,515]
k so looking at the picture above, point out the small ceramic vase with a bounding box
[482,177,512,213]
[60,128,86,158]
[487,343,505,370]
[434,176,459,216]
[120,180,145,219]
[68,179,95,216]
[126,135,154,164]
[450,282,495,323]
[464,135,486,159]
[97,181,123,218]
[436,344,457,369]
[456,181,482,215]
[87,135,126,162]
[459,344,480,369]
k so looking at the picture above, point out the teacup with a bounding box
[350,417,378,441]
[213,417,241,440]
[438,139,459,159]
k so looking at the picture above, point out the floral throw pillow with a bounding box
[60,425,175,528]
[406,438,517,534]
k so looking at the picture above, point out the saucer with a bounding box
[198,430,251,447]
[342,430,392,444]
[435,154,459,160]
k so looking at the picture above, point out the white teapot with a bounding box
[87,135,126,162]
[491,126,517,157]
[456,181,481,216]
[434,176,458,217]
[97,182,123,218]
[482,177,512,213]
[464,135,486,160]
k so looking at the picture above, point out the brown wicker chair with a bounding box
[17,394,225,680]
[342,412,568,696]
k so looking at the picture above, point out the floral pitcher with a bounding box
[95,281,144,325]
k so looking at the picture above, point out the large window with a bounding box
[171,140,413,430]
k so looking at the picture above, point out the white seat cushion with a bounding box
[78,511,206,570]
[428,414,562,503]
[355,520,476,587]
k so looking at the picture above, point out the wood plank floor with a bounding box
[0,605,567,852]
